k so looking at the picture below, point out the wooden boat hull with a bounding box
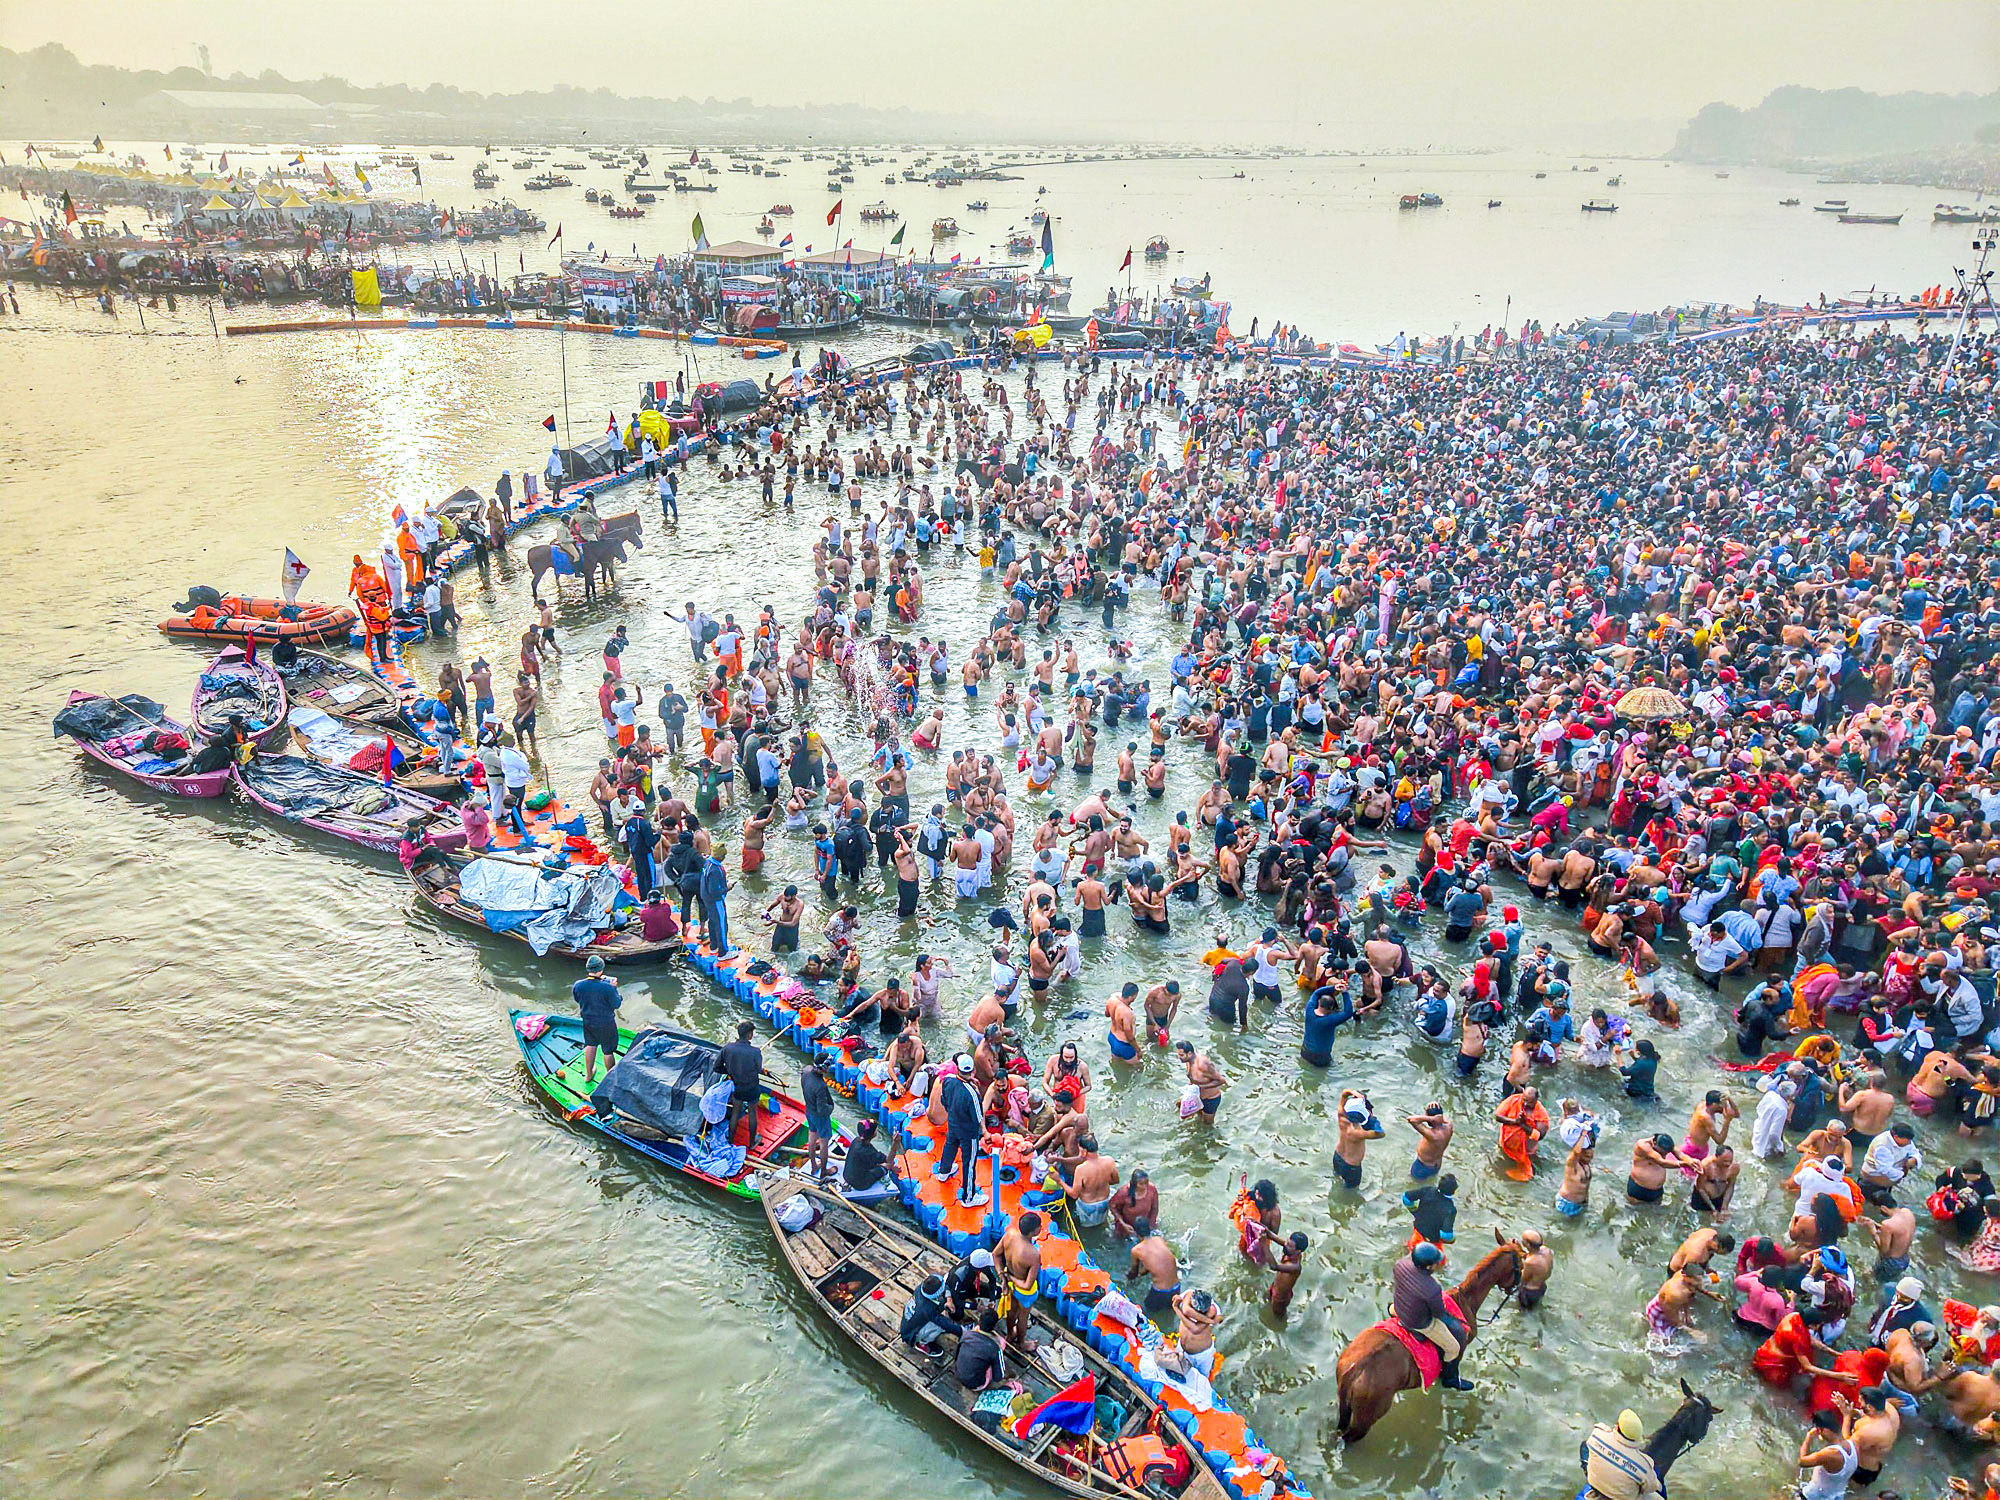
[511,1011,840,1198]
[59,690,232,797]
[762,1177,1228,1500]
[279,648,404,727]
[287,720,464,800]
[233,754,466,853]
[409,856,681,964]
[191,645,290,751]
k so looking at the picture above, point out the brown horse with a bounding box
[1334,1230,1525,1444]
[526,512,643,603]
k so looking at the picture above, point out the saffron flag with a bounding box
[281,548,311,605]
[542,415,557,432]
[827,199,841,226]
[61,191,77,226]
[1009,1375,1096,1439]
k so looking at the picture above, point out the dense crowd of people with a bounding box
[393,311,2000,1497]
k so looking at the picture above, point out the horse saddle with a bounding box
[1374,1318,1443,1389]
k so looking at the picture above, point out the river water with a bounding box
[2,144,1992,1499]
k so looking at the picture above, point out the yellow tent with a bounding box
[635,408,687,450]
[277,187,310,209]
[199,193,237,213]
[352,268,382,307]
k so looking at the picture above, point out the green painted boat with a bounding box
[510,1009,844,1199]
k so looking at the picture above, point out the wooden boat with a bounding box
[762,1177,1229,1500]
[277,648,403,727]
[1581,199,1619,213]
[159,593,357,647]
[55,690,231,798]
[1779,198,1801,206]
[774,315,862,337]
[287,706,463,799]
[410,854,681,963]
[1839,212,1903,225]
[1144,235,1169,260]
[611,206,646,219]
[511,1012,842,1198]
[1486,199,1503,208]
[932,217,959,238]
[234,753,466,853]
[191,645,290,751]
[1813,199,1849,213]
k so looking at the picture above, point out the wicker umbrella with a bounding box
[1614,684,1689,720]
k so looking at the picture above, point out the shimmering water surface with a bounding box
[2,145,1991,1498]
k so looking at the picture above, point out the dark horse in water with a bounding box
[1334,1231,1524,1444]
[1576,1380,1721,1497]
[527,512,643,603]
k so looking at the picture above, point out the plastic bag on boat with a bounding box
[774,1194,820,1233]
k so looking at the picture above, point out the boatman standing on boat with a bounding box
[573,955,622,1085]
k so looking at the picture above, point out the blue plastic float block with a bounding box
[615,328,640,338]
[409,318,438,329]
[486,319,514,330]
[690,332,717,345]
[751,347,780,358]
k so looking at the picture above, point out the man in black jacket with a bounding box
[717,1021,762,1144]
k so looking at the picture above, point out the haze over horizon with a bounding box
[3,0,1996,151]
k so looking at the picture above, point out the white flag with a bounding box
[281,548,310,604]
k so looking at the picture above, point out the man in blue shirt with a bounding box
[573,955,623,1083]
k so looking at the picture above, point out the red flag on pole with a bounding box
[1119,248,1132,272]
[827,199,842,226]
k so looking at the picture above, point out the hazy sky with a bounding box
[4,0,1996,146]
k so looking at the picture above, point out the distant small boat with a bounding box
[1144,235,1170,260]
[1779,198,1801,206]
[1838,212,1903,225]
[964,200,988,211]
[1581,200,1619,213]
[1398,192,1443,210]
[1813,199,1848,213]
[1486,199,1503,208]
[1934,205,2000,224]
[1534,172,1547,179]
[1713,171,1730,179]
[1605,176,1622,187]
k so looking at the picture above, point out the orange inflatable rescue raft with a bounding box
[159,593,358,646]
